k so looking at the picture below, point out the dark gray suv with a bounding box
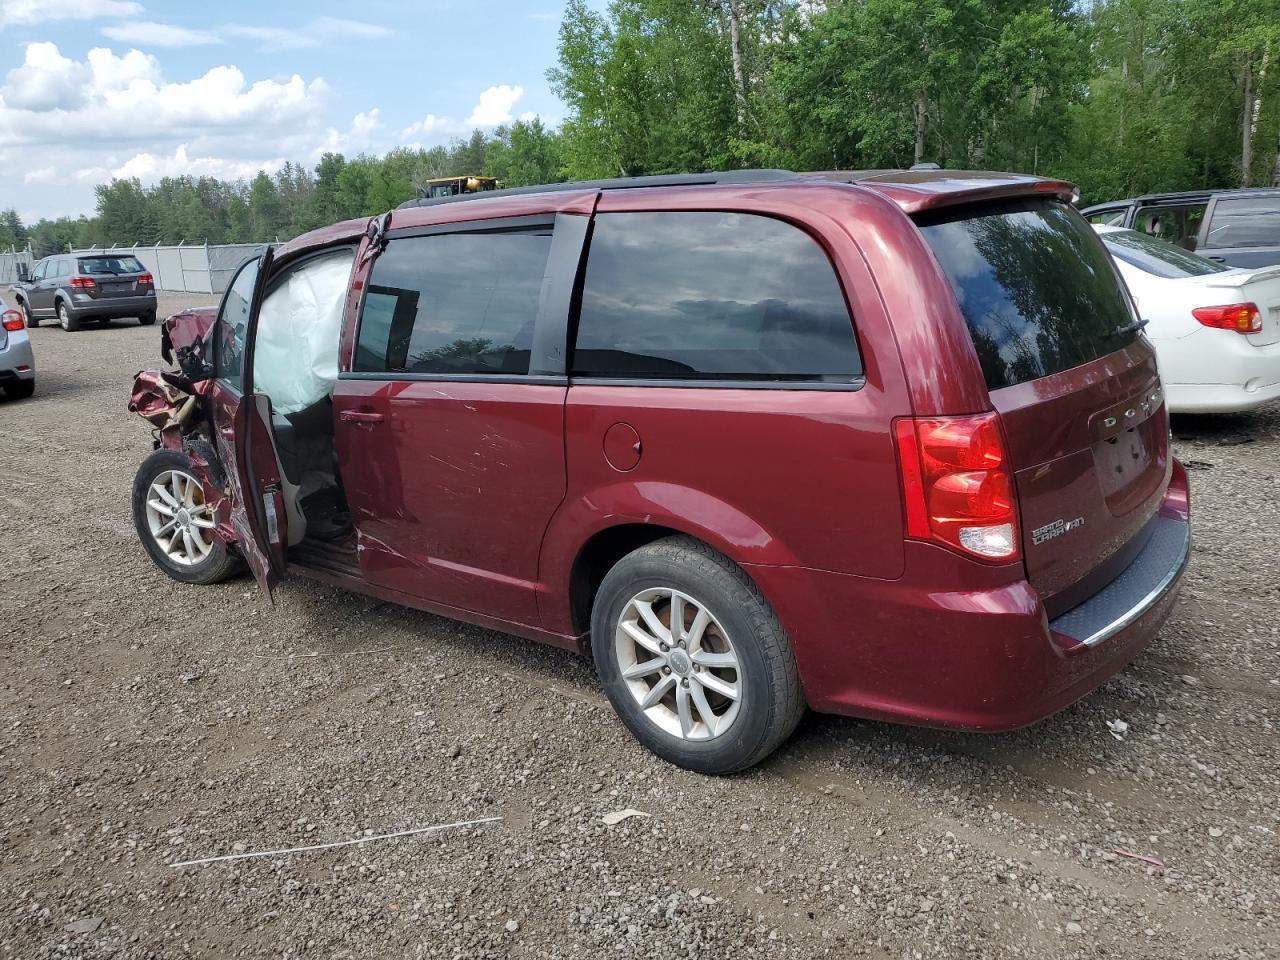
[1081,188,1280,268]
[15,254,157,331]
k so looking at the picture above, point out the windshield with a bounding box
[77,256,146,275]
[919,199,1138,391]
[1101,229,1227,279]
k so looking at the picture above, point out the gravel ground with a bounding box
[1,289,1277,960]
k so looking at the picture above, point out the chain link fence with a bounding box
[70,243,263,295]
[0,246,34,285]
[5,242,268,294]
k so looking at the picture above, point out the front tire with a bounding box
[20,300,37,328]
[132,449,239,585]
[591,536,805,775]
[57,301,80,332]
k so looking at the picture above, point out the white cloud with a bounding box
[2,42,88,110]
[402,84,527,142]
[0,0,142,28]
[0,43,328,148]
[465,84,524,126]
[101,22,224,47]
[107,144,285,182]
[317,108,383,157]
[23,165,58,185]
[225,16,391,51]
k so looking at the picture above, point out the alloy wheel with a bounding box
[144,469,215,566]
[614,587,742,740]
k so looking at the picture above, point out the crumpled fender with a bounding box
[130,303,239,547]
[128,369,201,448]
[160,306,218,369]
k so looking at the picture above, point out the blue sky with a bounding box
[0,0,606,222]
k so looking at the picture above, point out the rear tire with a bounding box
[3,380,35,399]
[139,312,157,326]
[57,301,80,332]
[591,536,805,775]
[132,449,240,585]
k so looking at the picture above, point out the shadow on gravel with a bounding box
[277,574,596,686]
[1171,409,1278,445]
[0,370,93,403]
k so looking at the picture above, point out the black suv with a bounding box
[1081,188,1280,268]
[15,254,157,331]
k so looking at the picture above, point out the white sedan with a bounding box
[1094,224,1280,413]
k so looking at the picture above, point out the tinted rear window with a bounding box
[1205,196,1280,249]
[573,211,862,383]
[919,200,1137,390]
[1101,228,1227,279]
[78,256,145,275]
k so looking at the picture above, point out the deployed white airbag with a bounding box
[253,249,354,416]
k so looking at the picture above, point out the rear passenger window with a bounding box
[1133,204,1206,251]
[572,212,862,383]
[1205,196,1280,248]
[354,228,552,376]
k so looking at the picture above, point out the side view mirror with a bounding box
[16,264,30,283]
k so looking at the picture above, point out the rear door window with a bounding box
[1204,196,1280,249]
[919,199,1137,391]
[1133,203,1207,250]
[572,211,861,383]
[354,228,551,376]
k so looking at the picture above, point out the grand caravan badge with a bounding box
[1032,517,1086,546]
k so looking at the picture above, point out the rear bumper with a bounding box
[1160,332,1280,413]
[67,293,156,317]
[748,460,1191,731]
[0,336,35,380]
[1166,379,1280,413]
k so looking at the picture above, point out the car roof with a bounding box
[285,168,1077,257]
[393,167,1075,215]
[1082,186,1280,213]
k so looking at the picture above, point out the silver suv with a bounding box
[15,254,157,331]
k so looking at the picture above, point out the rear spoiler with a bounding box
[844,173,1078,216]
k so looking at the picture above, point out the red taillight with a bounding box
[70,276,96,290]
[138,273,153,286]
[1192,302,1261,334]
[1,309,23,332]
[894,413,1020,562]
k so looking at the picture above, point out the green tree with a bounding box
[485,117,565,186]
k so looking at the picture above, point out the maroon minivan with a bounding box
[129,169,1191,774]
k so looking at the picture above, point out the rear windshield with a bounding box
[1101,228,1227,279]
[919,199,1138,390]
[77,256,145,275]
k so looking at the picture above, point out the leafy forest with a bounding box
[3,0,1279,258]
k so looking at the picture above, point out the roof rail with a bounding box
[396,169,799,209]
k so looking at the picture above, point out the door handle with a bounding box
[340,409,384,424]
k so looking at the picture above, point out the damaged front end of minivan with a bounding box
[128,307,238,546]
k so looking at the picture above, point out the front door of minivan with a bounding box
[332,214,589,626]
[204,249,289,596]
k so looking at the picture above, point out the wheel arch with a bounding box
[543,481,802,636]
